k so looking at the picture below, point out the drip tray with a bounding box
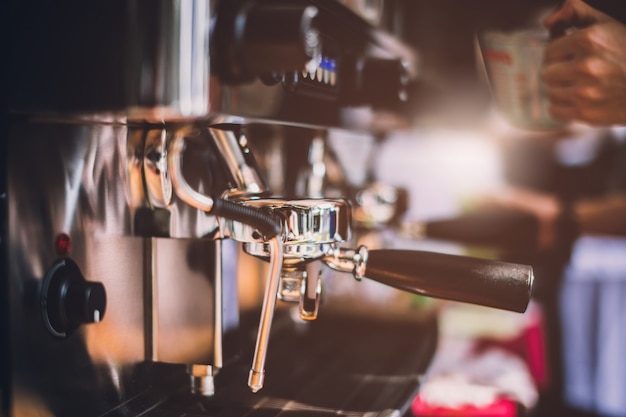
[106,312,438,417]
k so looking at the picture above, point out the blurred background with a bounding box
[326,2,626,417]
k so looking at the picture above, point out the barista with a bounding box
[529,2,626,416]
[529,0,626,243]
[488,0,626,248]
[480,2,626,416]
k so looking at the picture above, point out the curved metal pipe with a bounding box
[248,236,284,393]
[168,132,215,212]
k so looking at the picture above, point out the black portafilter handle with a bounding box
[363,250,534,313]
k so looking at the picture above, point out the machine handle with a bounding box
[363,249,533,313]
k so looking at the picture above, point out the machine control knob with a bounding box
[41,258,107,338]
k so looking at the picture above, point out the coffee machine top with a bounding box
[8,0,418,127]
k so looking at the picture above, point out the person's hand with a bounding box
[478,187,560,250]
[542,0,626,126]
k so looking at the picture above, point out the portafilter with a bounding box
[226,198,533,315]
[222,198,533,391]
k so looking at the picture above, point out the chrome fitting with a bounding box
[187,364,215,397]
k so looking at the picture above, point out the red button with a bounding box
[55,233,72,255]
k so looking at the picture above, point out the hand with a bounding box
[542,0,626,126]
[478,187,561,250]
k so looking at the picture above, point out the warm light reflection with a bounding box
[375,127,505,221]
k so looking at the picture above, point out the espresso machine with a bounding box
[3,1,534,416]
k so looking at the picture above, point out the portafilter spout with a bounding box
[226,198,534,314]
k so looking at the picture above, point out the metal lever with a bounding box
[248,237,284,392]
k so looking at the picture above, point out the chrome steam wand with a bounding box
[248,237,284,392]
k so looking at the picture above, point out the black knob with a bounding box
[64,280,106,326]
[41,258,107,338]
[234,2,321,76]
